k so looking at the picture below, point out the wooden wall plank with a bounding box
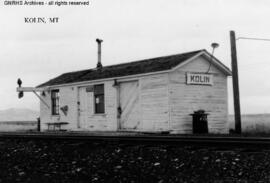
[169,56,229,134]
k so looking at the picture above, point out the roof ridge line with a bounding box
[62,49,205,74]
[37,49,207,87]
[103,49,204,68]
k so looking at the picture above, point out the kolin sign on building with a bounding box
[186,73,213,85]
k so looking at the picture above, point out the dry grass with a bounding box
[229,114,270,134]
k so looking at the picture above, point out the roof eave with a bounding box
[172,50,232,76]
[36,69,172,89]
[201,50,232,76]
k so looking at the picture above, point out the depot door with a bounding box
[78,86,92,128]
[119,81,140,130]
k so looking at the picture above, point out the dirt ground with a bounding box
[0,139,270,183]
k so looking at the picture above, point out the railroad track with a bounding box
[0,132,270,147]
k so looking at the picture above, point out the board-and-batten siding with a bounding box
[40,87,78,130]
[40,75,170,132]
[75,81,117,131]
[140,74,169,131]
[40,81,118,131]
[169,56,228,134]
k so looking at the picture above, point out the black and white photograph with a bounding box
[1,0,270,182]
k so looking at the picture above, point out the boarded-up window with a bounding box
[51,90,60,115]
[94,84,104,114]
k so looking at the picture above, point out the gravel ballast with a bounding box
[0,139,269,182]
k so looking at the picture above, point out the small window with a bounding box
[94,84,104,114]
[51,90,60,115]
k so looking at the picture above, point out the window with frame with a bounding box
[94,84,104,114]
[51,90,60,115]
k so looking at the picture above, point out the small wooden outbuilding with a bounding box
[37,49,231,134]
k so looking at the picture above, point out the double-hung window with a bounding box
[94,84,104,114]
[51,90,60,115]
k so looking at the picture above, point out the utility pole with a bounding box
[230,30,242,134]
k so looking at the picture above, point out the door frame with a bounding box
[116,79,140,131]
[77,85,95,129]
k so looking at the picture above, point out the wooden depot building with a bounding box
[35,46,231,134]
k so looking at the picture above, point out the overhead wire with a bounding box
[236,36,270,71]
[237,37,270,42]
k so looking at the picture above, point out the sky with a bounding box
[0,0,270,114]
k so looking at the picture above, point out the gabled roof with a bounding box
[37,49,231,88]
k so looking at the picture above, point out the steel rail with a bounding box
[0,132,270,146]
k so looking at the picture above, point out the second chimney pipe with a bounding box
[96,38,103,69]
